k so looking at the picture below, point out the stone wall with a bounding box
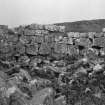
[1,24,105,105]
[0,24,105,60]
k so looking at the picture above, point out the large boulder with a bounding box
[55,95,66,105]
[29,88,54,105]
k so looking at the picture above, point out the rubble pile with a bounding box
[0,24,105,105]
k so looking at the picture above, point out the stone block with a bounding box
[102,28,105,32]
[35,30,48,35]
[15,26,25,35]
[48,42,55,48]
[26,43,38,55]
[85,48,98,60]
[44,25,58,32]
[61,44,68,53]
[32,36,44,43]
[58,26,65,32]
[20,35,36,44]
[75,38,91,47]
[54,43,62,53]
[67,32,75,38]
[94,32,104,38]
[67,45,78,55]
[24,29,48,36]
[5,34,18,44]
[39,43,51,55]
[29,24,44,30]
[101,47,105,54]
[62,37,68,44]
[79,33,88,38]
[93,37,105,47]
[18,55,30,66]
[44,25,65,32]
[55,96,66,105]
[73,32,80,38]
[15,42,25,54]
[67,37,73,45]
[44,35,55,43]
[88,32,95,39]
[0,43,13,54]
[24,29,36,36]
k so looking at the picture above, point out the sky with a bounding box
[0,0,105,27]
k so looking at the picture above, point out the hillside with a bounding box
[55,19,105,32]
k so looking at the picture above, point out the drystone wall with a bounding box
[0,24,105,61]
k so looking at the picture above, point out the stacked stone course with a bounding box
[0,24,105,60]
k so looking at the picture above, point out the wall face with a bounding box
[0,24,105,60]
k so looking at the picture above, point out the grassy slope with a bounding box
[55,19,105,32]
